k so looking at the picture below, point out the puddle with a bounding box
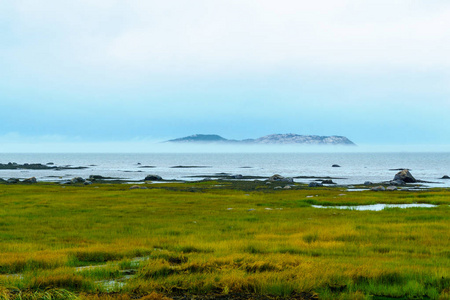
[312,203,437,211]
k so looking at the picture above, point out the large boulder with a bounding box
[7,178,19,184]
[393,169,416,183]
[71,177,85,184]
[145,175,163,181]
[321,179,335,184]
[267,174,294,183]
[23,177,37,183]
[371,186,386,191]
[309,181,323,187]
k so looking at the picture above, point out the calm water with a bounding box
[0,152,449,187]
[312,204,438,211]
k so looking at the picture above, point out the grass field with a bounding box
[0,181,448,299]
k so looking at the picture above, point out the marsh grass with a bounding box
[0,183,448,299]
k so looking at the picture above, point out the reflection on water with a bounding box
[312,203,437,211]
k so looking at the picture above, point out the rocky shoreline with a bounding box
[1,166,446,191]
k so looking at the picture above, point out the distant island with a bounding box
[166,134,355,145]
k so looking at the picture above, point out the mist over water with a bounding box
[2,139,450,153]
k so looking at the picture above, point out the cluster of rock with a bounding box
[0,177,37,184]
[370,169,417,191]
[0,162,87,170]
[266,174,294,183]
[60,177,93,185]
[144,175,163,181]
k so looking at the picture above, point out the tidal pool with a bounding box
[311,203,437,211]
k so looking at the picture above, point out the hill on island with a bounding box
[166,134,355,145]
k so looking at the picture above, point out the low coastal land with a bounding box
[0,176,449,300]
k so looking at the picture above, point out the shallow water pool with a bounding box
[311,203,437,211]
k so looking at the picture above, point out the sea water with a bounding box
[0,152,449,187]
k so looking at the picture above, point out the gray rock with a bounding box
[321,179,335,184]
[309,182,323,187]
[232,174,243,179]
[390,179,405,186]
[71,177,85,184]
[144,175,163,181]
[283,185,292,189]
[23,177,37,183]
[7,178,20,184]
[84,181,92,185]
[371,186,386,191]
[441,175,450,179]
[386,186,397,191]
[60,180,72,185]
[274,186,282,190]
[393,169,416,183]
[267,174,294,183]
[332,164,341,167]
[364,181,373,185]
[129,185,141,189]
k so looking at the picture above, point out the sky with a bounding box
[1,0,450,152]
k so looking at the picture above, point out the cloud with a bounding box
[3,0,450,75]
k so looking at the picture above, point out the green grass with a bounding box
[0,182,448,299]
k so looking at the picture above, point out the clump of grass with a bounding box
[30,273,90,290]
[303,233,319,244]
[243,261,281,273]
[70,250,124,264]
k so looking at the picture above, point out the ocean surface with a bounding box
[0,152,449,187]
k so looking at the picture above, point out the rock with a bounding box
[89,175,105,180]
[71,177,85,184]
[84,181,92,185]
[371,186,386,191]
[46,162,54,165]
[386,186,397,191]
[274,186,282,190]
[129,185,141,189]
[23,177,37,184]
[309,182,323,187]
[60,180,71,185]
[232,174,243,179]
[332,164,341,167]
[7,178,20,184]
[283,185,292,189]
[267,174,294,183]
[364,181,372,185]
[390,179,405,186]
[393,169,416,183]
[322,179,335,184]
[144,175,163,181]
[441,175,450,179]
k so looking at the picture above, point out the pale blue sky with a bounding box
[1,0,449,151]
